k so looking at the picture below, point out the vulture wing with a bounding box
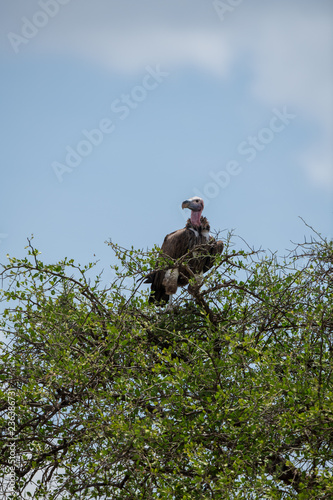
[202,239,224,273]
[145,228,194,303]
[145,227,223,304]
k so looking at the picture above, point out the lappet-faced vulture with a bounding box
[145,197,223,303]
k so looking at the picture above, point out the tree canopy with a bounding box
[0,230,332,499]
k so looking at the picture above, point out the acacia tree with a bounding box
[0,231,332,499]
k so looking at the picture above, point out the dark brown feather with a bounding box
[146,217,223,304]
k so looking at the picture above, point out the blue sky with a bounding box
[1,0,332,284]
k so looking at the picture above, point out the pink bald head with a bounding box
[181,197,204,226]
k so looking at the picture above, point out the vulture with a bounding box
[145,197,223,304]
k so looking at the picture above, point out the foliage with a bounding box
[0,232,332,499]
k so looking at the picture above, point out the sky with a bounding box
[0,0,332,285]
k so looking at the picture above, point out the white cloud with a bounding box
[53,28,232,76]
[299,142,333,188]
[1,0,332,189]
[232,2,333,190]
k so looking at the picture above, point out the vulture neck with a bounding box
[190,210,202,227]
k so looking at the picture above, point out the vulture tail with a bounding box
[144,271,170,304]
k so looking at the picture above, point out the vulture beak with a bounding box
[182,200,191,210]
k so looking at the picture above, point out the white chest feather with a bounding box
[189,227,199,238]
[202,230,210,241]
[162,268,179,295]
[189,227,210,241]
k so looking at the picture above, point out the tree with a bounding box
[0,230,332,499]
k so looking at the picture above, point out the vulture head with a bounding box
[182,197,204,226]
